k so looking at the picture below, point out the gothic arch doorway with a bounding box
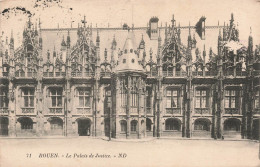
[77,118,91,136]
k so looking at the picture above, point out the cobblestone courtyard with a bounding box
[0,138,259,167]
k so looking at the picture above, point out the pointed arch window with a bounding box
[131,120,138,132]
[120,120,127,133]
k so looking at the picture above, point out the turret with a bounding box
[177,23,181,43]
[248,27,253,63]
[96,30,100,47]
[139,34,145,50]
[218,24,222,56]
[61,36,66,51]
[9,30,14,60]
[67,30,71,48]
[171,14,176,28]
[192,34,197,48]
[188,22,192,49]
[96,30,100,66]
[115,31,144,73]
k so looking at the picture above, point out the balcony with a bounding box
[175,71,187,77]
[43,72,54,77]
[192,71,203,77]
[71,72,94,78]
[163,71,187,77]
[76,108,91,114]
[192,71,217,77]
[55,72,66,77]
[224,71,247,77]
[146,108,152,114]
[49,107,63,114]
[225,108,240,115]
[2,72,9,77]
[205,71,218,76]
[145,71,157,77]
[15,71,25,77]
[15,71,37,78]
[166,108,181,115]
[194,108,210,115]
[253,108,260,115]
[43,72,66,78]
[236,71,247,77]
[21,107,35,114]
[253,70,260,76]
[100,72,111,77]
[0,108,8,115]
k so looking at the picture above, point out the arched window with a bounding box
[146,118,152,131]
[120,120,127,133]
[19,117,33,130]
[224,118,241,131]
[50,117,63,130]
[131,120,138,132]
[194,119,210,131]
[165,118,180,131]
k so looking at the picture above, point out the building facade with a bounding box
[0,14,259,139]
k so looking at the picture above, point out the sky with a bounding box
[0,0,260,48]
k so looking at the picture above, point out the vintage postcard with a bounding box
[0,0,260,166]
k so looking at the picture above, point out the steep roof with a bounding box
[40,26,219,64]
[115,31,144,73]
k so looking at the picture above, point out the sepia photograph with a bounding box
[0,0,260,166]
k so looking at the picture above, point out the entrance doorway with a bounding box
[49,117,63,136]
[78,119,91,136]
[104,118,110,137]
[252,119,259,140]
[0,117,8,136]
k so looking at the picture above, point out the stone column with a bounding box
[138,82,142,139]
[153,84,157,137]
[8,81,16,137]
[144,85,147,138]
[126,76,131,139]
[182,84,186,137]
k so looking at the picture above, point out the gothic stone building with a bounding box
[0,14,259,139]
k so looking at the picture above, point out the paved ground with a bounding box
[0,137,259,167]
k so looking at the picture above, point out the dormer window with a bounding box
[123,59,126,64]
[130,49,133,53]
